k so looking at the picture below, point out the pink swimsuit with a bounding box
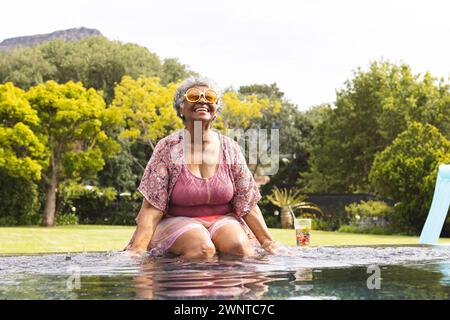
[168,143,234,220]
[146,141,241,255]
[126,129,263,255]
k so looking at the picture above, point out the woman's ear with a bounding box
[179,103,185,118]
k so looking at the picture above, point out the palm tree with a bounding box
[267,186,322,229]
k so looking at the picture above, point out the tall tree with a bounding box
[108,76,182,152]
[0,82,45,181]
[218,91,281,130]
[237,83,312,189]
[0,37,194,104]
[0,48,55,89]
[38,37,163,103]
[26,81,119,226]
[97,76,183,194]
[305,60,450,193]
[0,83,44,226]
[261,103,313,192]
[369,122,450,233]
[160,58,197,86]
[239,83,285,100]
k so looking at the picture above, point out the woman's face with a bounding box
[181,85,219,123]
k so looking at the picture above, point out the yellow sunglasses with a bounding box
[184,87,218,104]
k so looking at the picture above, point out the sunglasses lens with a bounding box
[185,88,218,103]
[205,90,218,103]
[185,88,201,102]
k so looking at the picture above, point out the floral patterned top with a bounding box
[130,128,262,247]
[137,128,261,217]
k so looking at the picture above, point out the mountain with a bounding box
[0,27,103,51]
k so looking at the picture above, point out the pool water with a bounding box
[0,245,449,300]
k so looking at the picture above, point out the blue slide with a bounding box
[419,164,450,245]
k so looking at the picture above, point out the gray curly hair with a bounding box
[173,76,224,122]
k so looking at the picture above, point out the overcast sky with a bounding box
[1,0,450,110]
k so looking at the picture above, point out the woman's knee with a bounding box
[220,240,254,257]
[183,241,216,260]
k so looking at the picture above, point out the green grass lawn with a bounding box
[1,225,449,255]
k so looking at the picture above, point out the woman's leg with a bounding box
[211,219,256,257]
[168,227,216,260]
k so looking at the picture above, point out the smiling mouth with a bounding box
[194,107,209,113]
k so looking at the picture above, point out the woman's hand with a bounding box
[261,240,293,256]
[243,205,293,255]
[125,199,164,255]
[122,248,147,259]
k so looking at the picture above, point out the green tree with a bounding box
[0,170,41,225]
[0,37,194,104]
[97,76,183,194]
[303,103,332,127]
[0,83,46,181]
[0,48,55,89]
[109,76,183,151]
[26,81,120,226]
[97,140,139,193]
[212,84,310,190]
[39,37,163,103]
[369,122,450,233]
[239,83,285,100]
[218,90,281,130]
[223,83,314,227]
[216,87,283,194]
[235,83,313,190]
[298,104,332,191]
[305,60,450,193]
[261,102,313,191]
[0,82,45,226]
[160,58,197,86]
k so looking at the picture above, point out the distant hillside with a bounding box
[0,27,103,51]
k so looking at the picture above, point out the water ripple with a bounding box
[1,245,450,299]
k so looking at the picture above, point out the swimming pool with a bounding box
[0,245,449,299]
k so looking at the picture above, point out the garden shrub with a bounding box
[369,122,450,234]
[345,200,394,229]
[338,225,395,235]
[57,182,140,225]
[0,170,41,226]
[55,212,79,225]
[258,197,281,228]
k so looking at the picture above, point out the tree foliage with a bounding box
[218,91,281,130]
[0,169,41,225]
[261,102,313,191]
[0,37,195,103]
[0,48,55,89]
[239,83,285,100]
[369,122,450,233]
[0,83,46,181]
[109,76,183,150]
[305,60,450,193]
[160,58,197,86]
[26,80,120,226]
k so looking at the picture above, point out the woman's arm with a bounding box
[125,199,164,253]
[243,204,287,254]
[242,204,274,247]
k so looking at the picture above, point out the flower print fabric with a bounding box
[127,129,262,251]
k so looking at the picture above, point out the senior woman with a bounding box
[125,76,281,260]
